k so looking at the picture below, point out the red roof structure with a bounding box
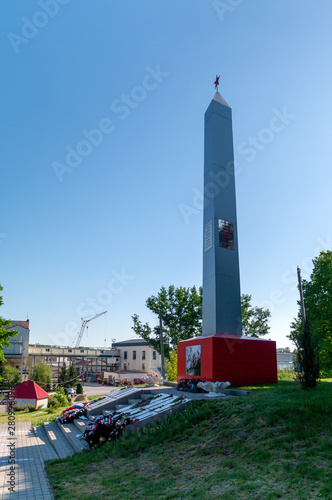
[6,320,30,331]
[14,381,49,399]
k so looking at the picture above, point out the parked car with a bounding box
[67,388,76,395]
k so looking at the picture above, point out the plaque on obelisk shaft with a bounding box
[202,79,242,337]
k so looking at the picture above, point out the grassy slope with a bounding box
[46,381,332,500]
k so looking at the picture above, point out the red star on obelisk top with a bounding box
[214,75,220,91]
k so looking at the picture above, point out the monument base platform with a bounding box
[177,333,278,387]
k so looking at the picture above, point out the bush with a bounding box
[48,388,69,408]
[76,383,83,395]
[26,404,37,412]
[278,369,295,381]
[13,404,24,412]
[48,398,60,409]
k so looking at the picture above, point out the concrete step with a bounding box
[57,421,90,454]
[33,425,59,461]
[140,394,153,400]
[124,394,190,434]
[127,399,142,405]
[44,421,76,459]
[73,418,88,433]
[114,404,126,410]
[87,388,143,417]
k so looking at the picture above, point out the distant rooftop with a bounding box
[6,320,30,331]
[113,338,154,348]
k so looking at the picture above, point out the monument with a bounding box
[177,78,278,386]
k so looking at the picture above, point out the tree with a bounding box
[30,362,52,390]
[289,251,332,377]
[241,294,271,337]
[0,285,18,364]
[59,362,68,385]
[132,285,202,359]
[59,361,79,388]
[76,382,83,394]
[0,364,21,387]
[291,316,319,388]
[277,347,291,353]
[67,361,79,387]
[165,349,178,382]
[132,287,270,361]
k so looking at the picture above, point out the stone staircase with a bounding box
[32,390,191,459]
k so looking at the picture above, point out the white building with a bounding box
[112,338,161,375]
[4,320,30,380]
[12,381,49,409]
[277,353,295,370]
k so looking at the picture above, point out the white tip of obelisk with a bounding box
[213,91,230,108]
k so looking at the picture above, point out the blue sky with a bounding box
[1,0,332,349]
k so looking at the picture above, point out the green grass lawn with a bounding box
[45,381,332,499]
[0,394,110,426]
[0,405,69,426]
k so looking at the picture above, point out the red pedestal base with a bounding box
[177,333,278,386]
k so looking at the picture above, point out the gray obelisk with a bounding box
[202,90,242,336]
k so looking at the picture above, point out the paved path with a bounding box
[0,422,53,499]
[79,382,118,397]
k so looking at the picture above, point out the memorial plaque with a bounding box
[186,345,201,376]
[204,220,213,252]
[218,219,234,250]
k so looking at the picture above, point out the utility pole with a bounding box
[159,315,165,379]
[297,266,306,323]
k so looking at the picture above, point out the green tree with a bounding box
[58,361,79,388]
[133,287,270,360]
[165,349,178,382]
[30,362,52,390]
[291,316,319,388]
[289,250,332,377]
[67,361,79,387]
[76,382,83,394]
[241,294,271,337]
[277,347,291,353]
[132,285,202,359]
[59,362,68,386]
[0,285,18,364]
[0,364,21,387]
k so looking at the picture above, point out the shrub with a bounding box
[48,398,60,408]
[76,383,83,395]
[48,389,69,408]
[278,369,295,381]
[13,404,24,412]
[26,404,37,412]
[48,396,55,406]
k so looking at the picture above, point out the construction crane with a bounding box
[74,311,107,348]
